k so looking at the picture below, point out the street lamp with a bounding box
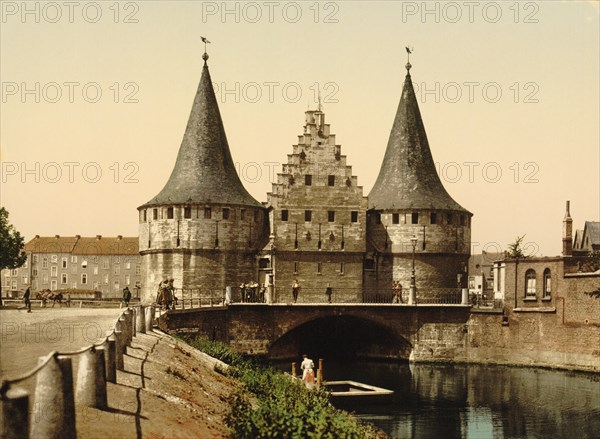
[409,235,418,305]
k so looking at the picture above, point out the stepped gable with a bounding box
[368,62,470,213]
[141,55,261,208]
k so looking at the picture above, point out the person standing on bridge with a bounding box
[292,279,300,303]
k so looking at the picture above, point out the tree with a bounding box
[506,235,527,259]
[0,207,27,297]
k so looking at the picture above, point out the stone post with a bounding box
[30,353,76,439]
[461,288,469,305]
[114,321,125,371]
[75,346,107,409]
[1,386,29,439]
[136,305,146,334]
[144,305,154,332]
[104,333,117,383]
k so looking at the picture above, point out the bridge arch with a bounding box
[268,315,412,361]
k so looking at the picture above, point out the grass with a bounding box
[179,335,387,439]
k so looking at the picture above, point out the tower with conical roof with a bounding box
[366,58,472,300]
[137,49,268,302]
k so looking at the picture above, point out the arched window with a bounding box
[525,269,537,298]
[543,269,552,298]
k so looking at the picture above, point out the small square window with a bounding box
[317,262,322,274]
[305,175,312,186]
[392,213,400,224]
[328,211,335,222]
[430,212,437,224]
[281,210,289,221]
[184,207,192,219]
[328,175,335,186]
[143,210,147,221]
[204,207,212,219]
[305,210,312,222]
[167,207,174,219]
[222,208,230,220]
[411,212,419,224]
[351,211,358,223]
[240,209,245,220]
[446,213,453,225]
[153,209,158,220]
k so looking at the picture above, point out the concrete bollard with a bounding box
[136,305,146,334]
[114,321,125,371]
[126,309,136,339]
[30,353,76,439]
[144,305,154,332]
[1,385,29,439]
[75,346,107,409]
[104,333,117,383]
[121,312,132,346]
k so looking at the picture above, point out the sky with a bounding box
[1,0,599,257]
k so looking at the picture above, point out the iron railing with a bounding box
[156,287,468,308]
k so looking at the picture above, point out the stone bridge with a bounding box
[159,304,471,362]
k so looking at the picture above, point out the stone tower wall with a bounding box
[138,204,268,302]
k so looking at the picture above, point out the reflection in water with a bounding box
[273,361,600,439]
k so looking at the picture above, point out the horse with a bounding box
[35,289,63,307]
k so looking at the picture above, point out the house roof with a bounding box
[24,236,139,255]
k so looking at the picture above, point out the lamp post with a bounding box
[267,233,275,304]
[409,235,417,305]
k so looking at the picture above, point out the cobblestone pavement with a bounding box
[0,308,122,377]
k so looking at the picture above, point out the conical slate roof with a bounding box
[368,65,470,213]
[141,59,262,208]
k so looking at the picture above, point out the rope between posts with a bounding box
[0,351,58,392]
[0,308,130,394]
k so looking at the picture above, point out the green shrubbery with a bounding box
[180,336,386,439]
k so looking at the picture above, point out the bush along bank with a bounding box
[179,336,387,439]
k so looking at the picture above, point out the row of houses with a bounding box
[2,235,141,299]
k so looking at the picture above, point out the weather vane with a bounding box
[405,46,413,73]
[405,46,413,63]
[201,36,211,63]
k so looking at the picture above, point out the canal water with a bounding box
[276,361,600,439]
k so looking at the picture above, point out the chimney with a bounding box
[96,235,102,240]
[563,200,573,256]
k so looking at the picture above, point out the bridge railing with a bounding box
[0,305,155,439]
[154,288,225,311]
[155,287,467,308]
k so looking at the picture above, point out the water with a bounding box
[275,361,600,439]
